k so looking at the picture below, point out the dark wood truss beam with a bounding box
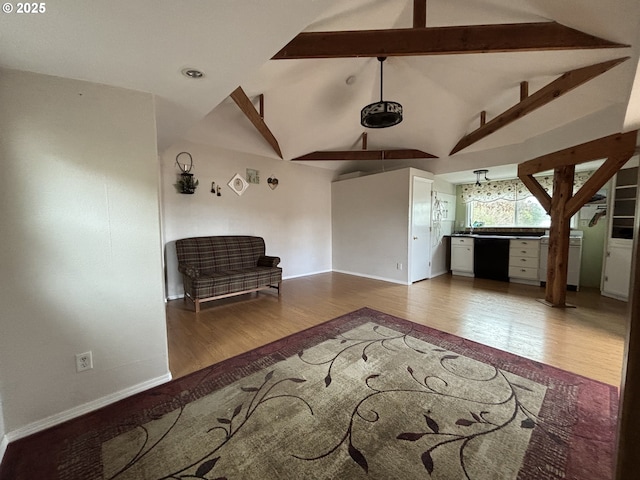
[230,87,283,159]
[292,149,438,161]
[450,57,629,155]
[272,22,627,60]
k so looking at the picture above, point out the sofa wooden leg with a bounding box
[195,299,200,313]
[278,281,282,297]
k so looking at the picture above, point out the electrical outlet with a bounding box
[76,351,93,372]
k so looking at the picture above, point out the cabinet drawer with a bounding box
[511,239,540,248]
[509,246,539,259]
[509,255,539,268]
[451,237,473,246]
[509,265,538,280]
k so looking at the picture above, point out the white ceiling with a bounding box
[2,0,639,185]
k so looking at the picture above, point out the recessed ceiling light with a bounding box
[181,68,205,79]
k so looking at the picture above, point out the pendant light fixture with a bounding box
[473,169,490,186]
[360,57,403,128]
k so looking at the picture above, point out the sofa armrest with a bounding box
[257,255,281,267]
[178,263,201,278]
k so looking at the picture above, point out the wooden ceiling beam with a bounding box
[272,22,627,59]
[519,131,637,176]
[450,57,629,155]
[292,149,438,161]
[230,87,283,159]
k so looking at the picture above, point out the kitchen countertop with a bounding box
[449,234,544,240]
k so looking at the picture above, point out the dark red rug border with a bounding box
[0,307,619,480]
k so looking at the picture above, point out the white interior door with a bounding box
[411,177,432,282]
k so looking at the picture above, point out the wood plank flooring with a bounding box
[166,272,628,386]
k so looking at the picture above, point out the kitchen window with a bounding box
[460,172,594,228]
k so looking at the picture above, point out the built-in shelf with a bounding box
[612,167,638,240]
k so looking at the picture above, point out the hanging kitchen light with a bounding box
[360,57,403,128]
[473,169,490,186]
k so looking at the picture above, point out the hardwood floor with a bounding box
[166,272,628,386]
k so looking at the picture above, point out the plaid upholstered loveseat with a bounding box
[176,236,282,312]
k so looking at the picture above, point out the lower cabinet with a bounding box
[451,237,474,277]
[508,239,540,285]
[602,240,633,300]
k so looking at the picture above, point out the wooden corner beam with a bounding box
[273,22,627,60]
[518,130,638,307]
[230,87,283,159]
[450,57,629,155]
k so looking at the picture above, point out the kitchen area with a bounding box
[444,161,638,302]
[450,231,583,290]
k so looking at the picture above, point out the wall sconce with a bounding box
[473,169,490,186]
[176,152,199,194]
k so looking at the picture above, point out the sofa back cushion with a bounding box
[176,236,266,271]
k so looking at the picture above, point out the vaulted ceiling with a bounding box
[2,0,639,183]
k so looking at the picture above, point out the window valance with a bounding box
[459,171,593,203]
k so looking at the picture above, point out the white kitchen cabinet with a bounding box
[539,235,583,290]
[451,237,474,277]
[602,240,633,300]
[601,164,638,301]
[509,239,540,285]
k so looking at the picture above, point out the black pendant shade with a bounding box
[361,57,403,129]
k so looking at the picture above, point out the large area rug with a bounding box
[1,308,618,479]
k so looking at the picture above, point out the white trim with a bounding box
[5,372,172,442]
[430,269,448,278]
[0,435,8,466]
[283,269,332,280]
[332,269,411,286]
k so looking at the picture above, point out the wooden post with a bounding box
[362,132,368,150]
[413,0,426,28]
[259,94,264,119]
[545,165,574,306]
[520,81,529,101]
[480,110,486,126]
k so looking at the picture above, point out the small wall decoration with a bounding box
[210,182,221,196]
[175,152,199,194]
[246,168,260,184]
[228,173,249,196]
[267,175,279,190]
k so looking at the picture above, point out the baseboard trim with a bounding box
[430,269,448,278]
[5,372,172,442]
[283,269,332,280]
[0,434,8,466]
[332,269,410,286]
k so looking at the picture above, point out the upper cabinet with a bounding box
[602,162,639,301]
[611,166,638,240]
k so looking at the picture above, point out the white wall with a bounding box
[0,69,169,437]
[161,143,334,299]
[332,169,414,284]
[0,395,5,464]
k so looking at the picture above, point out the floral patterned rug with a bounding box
[1,308,618,479]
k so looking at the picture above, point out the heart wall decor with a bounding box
[267,175,279,190]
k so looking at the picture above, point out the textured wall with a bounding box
[0,69,169,435]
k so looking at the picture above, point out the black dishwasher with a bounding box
[473,237,510,281]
